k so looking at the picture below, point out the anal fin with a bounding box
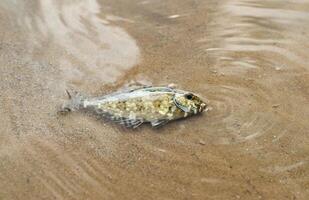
[115,117,144,128]
[96,109,144,128]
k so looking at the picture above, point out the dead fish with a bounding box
[59,85,208,128]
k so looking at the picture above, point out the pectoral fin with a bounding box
[173,98,190,113]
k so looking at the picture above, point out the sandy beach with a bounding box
[0,0,308,199]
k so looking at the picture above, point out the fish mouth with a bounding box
[199,103,207,112]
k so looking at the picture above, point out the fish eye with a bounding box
[185,94,193,100]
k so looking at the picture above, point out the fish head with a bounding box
[173,91,208,115]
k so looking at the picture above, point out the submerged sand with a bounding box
[0,0,308,199]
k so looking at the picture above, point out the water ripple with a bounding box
[201,0,309,74]
[202,84,279,143]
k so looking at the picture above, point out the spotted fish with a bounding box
[59,85,208,128]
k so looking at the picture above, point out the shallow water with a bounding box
[0,0,308,199]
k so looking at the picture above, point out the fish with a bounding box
[59,85,208,128]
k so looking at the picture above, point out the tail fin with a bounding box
[66,89,72,99]
[58,89,85,115]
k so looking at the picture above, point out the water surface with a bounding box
[0,0,308,199]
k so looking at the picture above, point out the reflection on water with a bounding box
[12,0,140,85]
[0,0,309,199]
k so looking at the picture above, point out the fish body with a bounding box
[60,86,208,128]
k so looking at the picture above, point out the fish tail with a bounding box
[58,89,85,115]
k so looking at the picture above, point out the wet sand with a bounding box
[0,0,308,199]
